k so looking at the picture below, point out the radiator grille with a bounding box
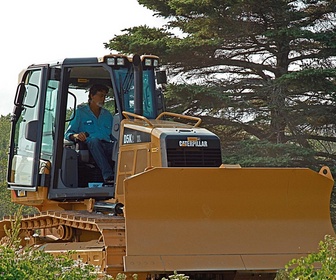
[167,148,222,167]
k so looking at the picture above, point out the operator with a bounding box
[65,84,114,185]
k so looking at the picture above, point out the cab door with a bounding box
[7,66,49,191]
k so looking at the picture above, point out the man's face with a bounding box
[91,90,107,107]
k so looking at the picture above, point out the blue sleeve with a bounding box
[64,111,81,140]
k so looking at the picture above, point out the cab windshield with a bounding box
[113,67,156,119]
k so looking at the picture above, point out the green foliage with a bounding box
[3,206,24,248]
[164,83,226,114]
[222,139,317,168]
[0,114,19,218]
[162,271,189,280]
[276,235,336,279]
[278,69,336,96]
[104,26,174,59]
[0,115,10,184]
[0,248,100,280]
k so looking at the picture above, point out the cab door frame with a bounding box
[7,65,49,191]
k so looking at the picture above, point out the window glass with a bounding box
[143,69,155,118]
[11,70,41,185]
[115,67,134,113]
[114,67,155,118]
[41,80,59,157]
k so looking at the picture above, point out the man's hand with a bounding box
[72,132,87,142]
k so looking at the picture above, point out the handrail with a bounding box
[156,112,202,127]
[122,111,154,127]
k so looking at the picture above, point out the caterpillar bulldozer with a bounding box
[0,53,335,280]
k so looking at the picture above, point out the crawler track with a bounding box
[0,211,126,275]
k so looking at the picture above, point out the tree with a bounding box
[105,0,336,170]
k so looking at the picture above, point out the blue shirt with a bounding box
[65,104,113,143]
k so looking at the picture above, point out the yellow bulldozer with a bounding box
[0,54,334,280]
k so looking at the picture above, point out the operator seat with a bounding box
[61,139,106,188]
[75,140,115,187]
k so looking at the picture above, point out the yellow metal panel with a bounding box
[124,255,165,271]
[118,150,135,173]
[135,147,150,174]
[124,255,245,271]
[123,167,335,272]
[116,144,151,200]
[241,254,308,270]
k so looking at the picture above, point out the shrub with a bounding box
[276,235,336,279]
[162,271,189,280]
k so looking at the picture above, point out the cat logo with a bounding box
[179,137,208,147]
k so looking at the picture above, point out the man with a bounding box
[65,84,114,184]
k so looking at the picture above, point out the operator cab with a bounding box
[7,54,165,201]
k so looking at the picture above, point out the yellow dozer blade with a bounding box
[122,166,335,273]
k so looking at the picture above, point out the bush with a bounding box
[0,247,101,280]
[276,235,336,279]
[162,271,189,280]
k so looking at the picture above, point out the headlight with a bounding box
[117,57,125,65]
[106,58,115,66]
[144,58,152,66]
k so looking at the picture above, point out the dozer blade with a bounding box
[122,166,335,273]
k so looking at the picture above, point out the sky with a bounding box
[0,0,166,116]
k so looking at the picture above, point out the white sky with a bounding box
[0,0,166,116]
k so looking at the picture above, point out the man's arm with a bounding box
[64,112,80,141]
[65,107,90,142]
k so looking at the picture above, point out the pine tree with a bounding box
[107,0,336,169]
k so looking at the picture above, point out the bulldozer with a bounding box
[0,53,335,280]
